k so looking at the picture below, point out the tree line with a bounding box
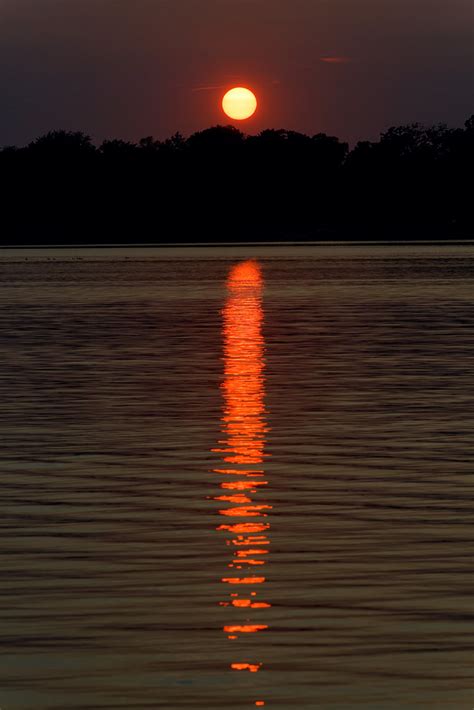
[1,117,472,244]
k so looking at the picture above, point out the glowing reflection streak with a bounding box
[231,663,261,673]
[222,577,266,585]
[211,260,271,704]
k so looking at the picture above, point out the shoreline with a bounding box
[1,239,474,250]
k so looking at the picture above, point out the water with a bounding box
[0,244,473,710]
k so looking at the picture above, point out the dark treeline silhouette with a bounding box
[1,118,473,245]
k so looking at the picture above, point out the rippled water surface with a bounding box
[1,244,473,709]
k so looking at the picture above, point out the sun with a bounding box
[222,87,257,120]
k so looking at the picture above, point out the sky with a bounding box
[1,0,473,147]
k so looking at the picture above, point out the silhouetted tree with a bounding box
[0,117,471,245]
[186,125,244,153]
[99,139,137,158]
[30,129,94,151]
[160,132,186,155]
[138,136,161,152]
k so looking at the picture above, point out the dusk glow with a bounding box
[2,1,472,707]
[1,1,471,145]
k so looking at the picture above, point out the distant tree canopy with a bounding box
[0,118,472,244]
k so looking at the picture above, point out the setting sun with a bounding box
[222,87,257,120]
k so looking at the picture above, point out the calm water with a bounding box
[1,244,473,710]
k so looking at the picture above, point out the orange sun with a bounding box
[222,87,258,120]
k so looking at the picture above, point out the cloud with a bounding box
[191,85,227,92]
[193,78,281,92]
[320,56,352,64]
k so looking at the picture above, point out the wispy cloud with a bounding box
[192,78,281,92]
[191,85,227,92]
[320,56,352,64]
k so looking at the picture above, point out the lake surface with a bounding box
[1,244,473,709]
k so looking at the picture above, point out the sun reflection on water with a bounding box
[212,260,271,704]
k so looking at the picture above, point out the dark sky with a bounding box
[1,0,472,147]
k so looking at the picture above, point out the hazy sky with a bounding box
[1,0,472,146]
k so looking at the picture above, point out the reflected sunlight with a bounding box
[231,663,262,673]
[211,260,271,704]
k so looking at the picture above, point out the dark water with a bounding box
[1,244,473,710]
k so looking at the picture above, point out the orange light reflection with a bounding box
[224,625,268,633]
[232,599,271,608]
[214,469,265,477]
[237,559,265,565]
[217,523,269,533]
[222,577,266,584]
[221,481,268,490]
[231,663,262,672]
[212,261,271,706]
[232,536,269,546]
[214,494,252,504]
[219,505,272,517]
